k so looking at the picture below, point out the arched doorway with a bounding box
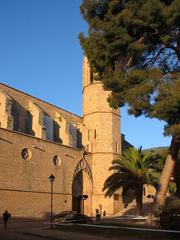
[72,170,92,216]
[72,171,83,214]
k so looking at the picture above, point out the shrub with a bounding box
[160,197,180,230]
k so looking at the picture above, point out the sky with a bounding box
[0,0,171,149]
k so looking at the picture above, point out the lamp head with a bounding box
[49,174,55,182]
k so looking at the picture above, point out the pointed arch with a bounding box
[73,152,93,185]
[72,152,93,215]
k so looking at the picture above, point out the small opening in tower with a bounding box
[88,129,90,140]
[94,129,96,139]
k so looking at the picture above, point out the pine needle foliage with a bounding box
[79,0,180,137]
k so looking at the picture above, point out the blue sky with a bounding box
[0,0,171,149]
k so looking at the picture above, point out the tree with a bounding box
[103,147,159,216]
[79,0,180,216]
[147,148,177,195]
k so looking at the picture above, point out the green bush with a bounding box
[160,197,180,230]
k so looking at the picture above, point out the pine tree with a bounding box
[79,0,180,220]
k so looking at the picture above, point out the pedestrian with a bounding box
[103,210,106,216]
[3,210,11,229]
[95,209,101,224]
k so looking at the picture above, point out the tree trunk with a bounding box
[147,136,180,224]
[135,185,144,216]
[174,152,180,197]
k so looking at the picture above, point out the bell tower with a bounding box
[82,56,121,215]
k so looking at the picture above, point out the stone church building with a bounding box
[0,57,132,218]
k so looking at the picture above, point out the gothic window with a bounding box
[69,123,78,148]
[43,114,54,141]
[53,121,61,143]
[25,111,33,135]
[77,128,82,149]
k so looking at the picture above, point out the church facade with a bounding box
[0,57,127,218]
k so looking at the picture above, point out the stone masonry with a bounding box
[0,57,125,218]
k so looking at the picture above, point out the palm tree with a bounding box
[103,147,159,216]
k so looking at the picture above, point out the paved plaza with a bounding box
[0,219,120,240]
[0,218,180,240]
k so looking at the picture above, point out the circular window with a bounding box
[21,148,32,160]
[53,155,61,166]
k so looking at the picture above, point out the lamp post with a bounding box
[49,174,55,229]
[81,195,88,215]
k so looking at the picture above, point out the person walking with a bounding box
[3,210,11,229]
[95,209,101,224]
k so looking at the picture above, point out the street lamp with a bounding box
[80,195,88,215]
[49,174,55,229]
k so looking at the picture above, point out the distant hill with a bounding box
[143,146,168,153]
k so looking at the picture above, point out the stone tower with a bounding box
[82,57,121,215]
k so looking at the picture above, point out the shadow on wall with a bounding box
[43,212,54,219]
[12,101,35,136]
[26,110,35,136]
[77,129,82,149]
[53,120,62,144]
[11,101,63,144]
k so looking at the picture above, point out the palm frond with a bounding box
[103,146,161,200]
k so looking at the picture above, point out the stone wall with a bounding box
[0,55,128,218]
[0,127,91,218]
